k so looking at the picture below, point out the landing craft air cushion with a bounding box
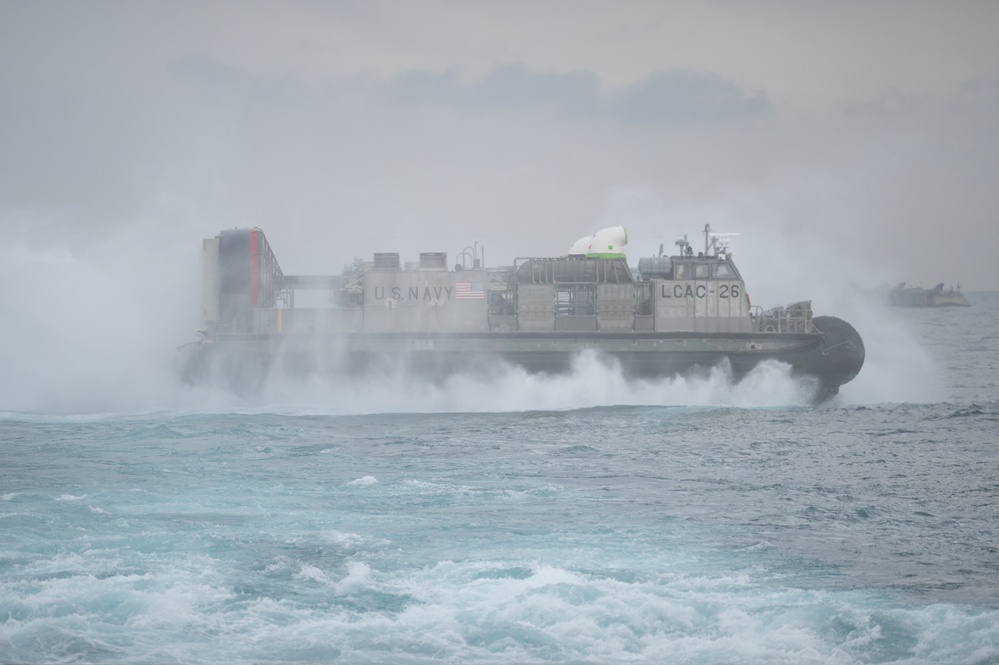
[178,225,865,400]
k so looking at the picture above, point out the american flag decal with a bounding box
[455,281,485,299]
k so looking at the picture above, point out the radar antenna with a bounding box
[703,224,738,258]
[675,234,690,256]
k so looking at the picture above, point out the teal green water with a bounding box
[1,295,997,663]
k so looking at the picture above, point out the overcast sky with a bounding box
[3,1,998,289]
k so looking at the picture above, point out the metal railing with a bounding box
[751,301,813,333]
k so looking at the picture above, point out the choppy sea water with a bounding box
[2,293,998,664]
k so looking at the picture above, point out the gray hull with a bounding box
[180,316,864,400]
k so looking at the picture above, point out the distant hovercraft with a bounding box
[889,282,970,308]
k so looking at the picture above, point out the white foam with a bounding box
[294,563,329,584]
[347,475,378,486]
[332,561,372,594]
[3,547,997,663]
[211,350,821,417]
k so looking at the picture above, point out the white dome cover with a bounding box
[568,235,593,256]
[586,226,628,258]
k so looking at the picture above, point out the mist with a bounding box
[0,179,947,415]
[165,353,823,416]
[2,1,990,413]
[0,187,945,415]
[0,214,201,413]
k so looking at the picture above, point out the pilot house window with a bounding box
[714,264,735,278]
